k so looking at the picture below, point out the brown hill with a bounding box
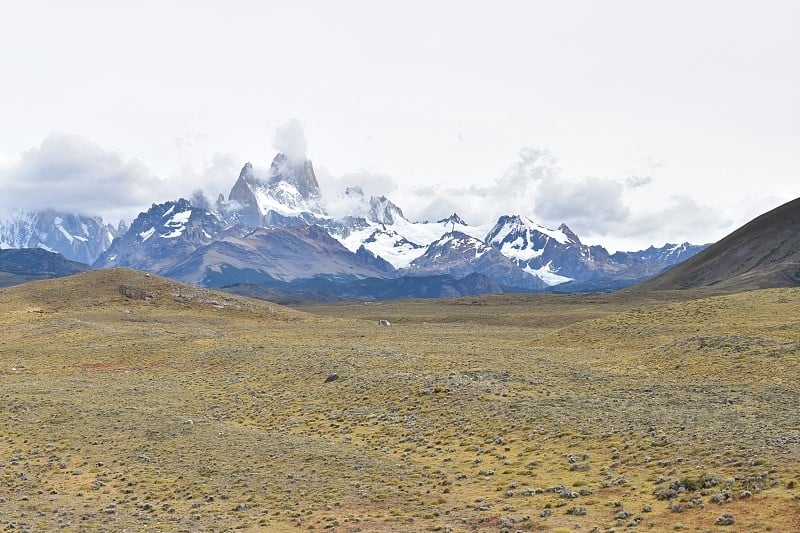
[0,267,301,319]
[636,196,800,291]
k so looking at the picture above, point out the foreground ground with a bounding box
[0,269,798,531]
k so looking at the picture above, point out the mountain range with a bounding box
[1,152,712,297]
[0,209,118,264]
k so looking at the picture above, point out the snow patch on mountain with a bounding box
[139,227,156,241]
[343,227,424,269]
[434,233,489,259]
[162,209,192,238]
[90,151,708,293]
[489,215,575,251]
[333,213,494,269]
[253,180,327,219]
[522,264,573,286]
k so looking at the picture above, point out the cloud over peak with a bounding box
[272,119,308,163]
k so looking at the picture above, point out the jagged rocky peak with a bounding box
[224,153,327,228]
[227,153,321,206]
[368,196,405,225]
[127,198,221,241]
[437,213,468,226]
[239,161,255,182]
[487,214,574,246]
[227,162,259,219]
[430,231,491,253]
[227,162,258,203]
[557,223,581,245]
[344,186,365,198]
[269,153,321,200]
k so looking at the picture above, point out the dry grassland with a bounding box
[0,269,798,531]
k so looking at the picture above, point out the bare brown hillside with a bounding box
[636,197,800,291]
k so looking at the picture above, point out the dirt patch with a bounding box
[80,361,128,372]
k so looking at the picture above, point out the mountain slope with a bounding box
[220,272,502,302]
[636,196,800,291]
[93,198,225,272]
[163,225,395,286]
[0,248,91,287]
[406,231,547,290]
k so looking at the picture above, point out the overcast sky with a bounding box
[0,1,797,251]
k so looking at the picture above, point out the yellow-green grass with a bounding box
[0,269,798,531]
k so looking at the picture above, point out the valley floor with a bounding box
[1,271,798,531]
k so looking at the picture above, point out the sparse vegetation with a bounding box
[0,268,798,530]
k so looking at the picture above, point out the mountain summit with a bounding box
[227,153,325,227]
[269,153,321,200]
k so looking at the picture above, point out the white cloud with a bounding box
[272,119,308,163]
[174,132,209,152]
[502,147,559,186]
[391,146,735,251]
[534,176,630,231]
[0,133,247,225]
[0,132,164,223]
[0,152,16,169]
[317,166,400,218]
[626,175,653,188]
[593,195,734,252]
[0,133,773,253]
[396,147,557,224]
[171,152,241,202]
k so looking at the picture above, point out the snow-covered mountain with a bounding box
[329,186,493,269]
[0,209,116,264]
[485,214,641,284]
[486,215,580,285]
[93,197,393,287]
[617,242,708,267]
[224,154,327,227]
[93,198,225,272]
[406,231,547,290]
[483,215,709,285]
[0,149,707,295]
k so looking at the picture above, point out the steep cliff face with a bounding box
[226,154,326,228]
[226,162,262,226]
[269,153,321,200]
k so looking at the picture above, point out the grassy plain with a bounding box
[0,269,798,531]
